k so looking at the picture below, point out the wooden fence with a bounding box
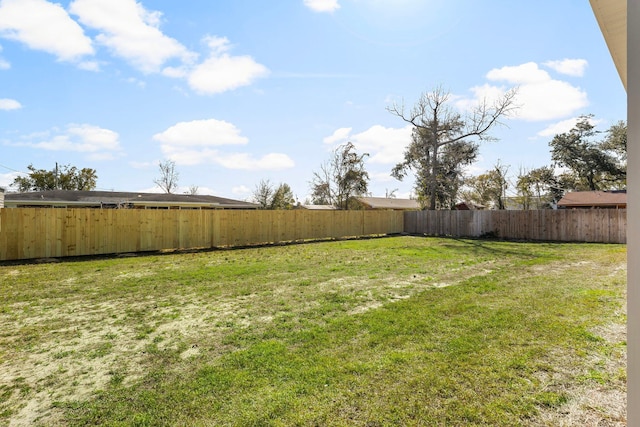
[0,209,404,261]
[0,208,627,261]
[404,209,627,244]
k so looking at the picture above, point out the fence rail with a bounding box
[0,209,404,261]
[404,209,627,244]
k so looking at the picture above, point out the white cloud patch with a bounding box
[153,119,249,147]
[323,127,352,145]
[537,116,600,138]
[213,152,294,170]
[69,0,193,73]
[0,171,21,188]
[187,36,269,95]
[304,0,340,13]
[462,62,589,122]
[232,185,251,195]
[324,124,413,164]
[0,98,21,110]
[155,118,293,170]
[0,0,93,61]
[11,124,122,159]
[543,58,588,77]
[0,1,266,94]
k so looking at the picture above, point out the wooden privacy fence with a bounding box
[0,209,404,261]
[404,209,627,244]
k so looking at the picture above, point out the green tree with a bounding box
[516,166,553,209]
[251,180,295,210]
[549,115,625,191]
[388,86,517,210]
[310,142,369,209]
[270,183,295,209]
[462,161,509,209]
[12,163,98,192]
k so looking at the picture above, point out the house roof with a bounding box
[356,197,420,210]
[299,204,338,210]
[590,0,626,89]
[557,191,627,208]
[4,190,259,209]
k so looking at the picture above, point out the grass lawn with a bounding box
[0,236,626,426]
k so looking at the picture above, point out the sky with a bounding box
[0,0,627,202]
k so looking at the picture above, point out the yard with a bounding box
[0,236,626,426]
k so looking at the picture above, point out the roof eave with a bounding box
[590,0,627,90]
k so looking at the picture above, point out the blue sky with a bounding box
[0,0,627,202]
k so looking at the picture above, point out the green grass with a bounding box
[0,237,626,426]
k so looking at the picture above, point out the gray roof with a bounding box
[5,190,258,209]
[299,204,338,210]
[356,197,420,210]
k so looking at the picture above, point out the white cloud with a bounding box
[543,59,588,77]
[232,185,251,195]
[463,62,589,121]
[0,98,21,110]
[537,116,600,138]
[69,0,194,73]
[187,36,269,95]
[0,0,93,61]
[155,118,293,170]
[161,146,294,170]
[214,152,294,170]
[1,1,266,94]
[304,0,340,13]
[0,171,20,188]
[324,124,413,164]
[11,124,122,157]
[369,171,396,183]
[323,127,352,145]
[129,160,154,169]
[153,119,249,147]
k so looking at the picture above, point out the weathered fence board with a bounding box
[404,209,626,244]
[0,208,404,261]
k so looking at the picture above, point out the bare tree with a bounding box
[251,179,274,209]
[154,160,179,194]
[186,185,199,195]
[388,86,518,210]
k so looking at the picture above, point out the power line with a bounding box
[0,163,27,174]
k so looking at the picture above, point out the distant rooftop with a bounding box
[4,190,258,209]
[356,197,421,210]
[557,191,627,208]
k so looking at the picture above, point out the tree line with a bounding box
[9,87,627,211]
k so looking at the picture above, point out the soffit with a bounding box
[590,0,627,90]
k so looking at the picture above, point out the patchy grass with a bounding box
[0,236,626,426]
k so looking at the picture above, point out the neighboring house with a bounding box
[354,197,421,210]
[4,190,259,209]
[557,190,627,209]
[0,187,4,208]
[299,204,338,210]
